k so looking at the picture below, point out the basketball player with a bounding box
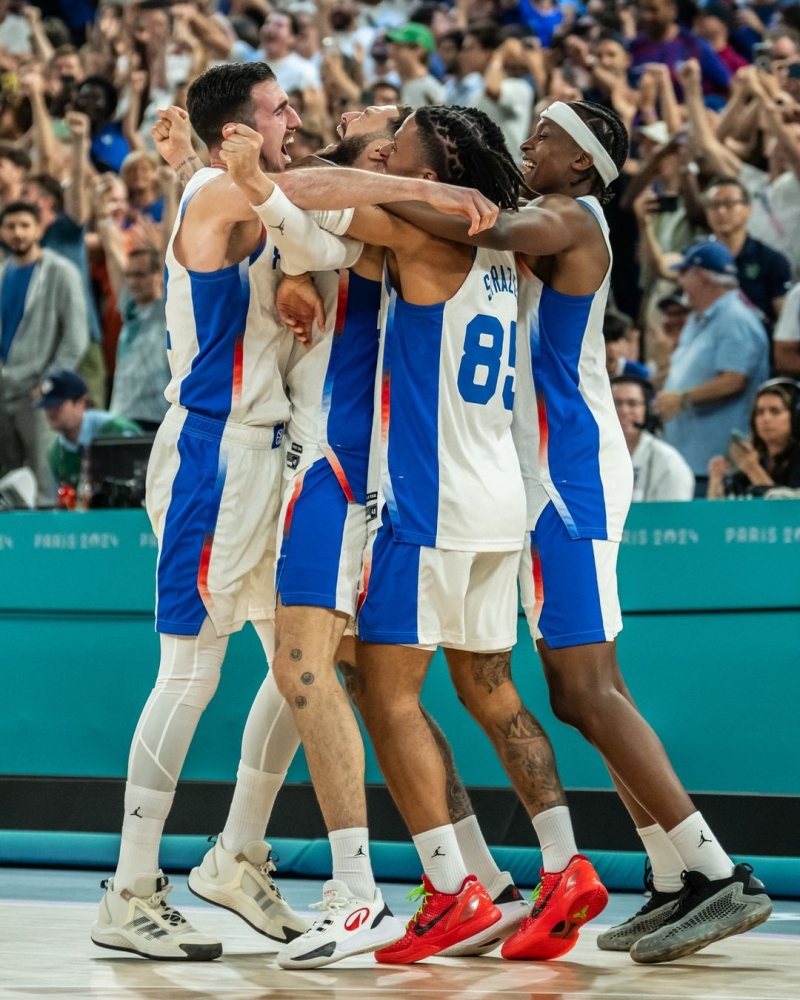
[222,106,608,966]
[90,65,491,963]
[389,100,773,964]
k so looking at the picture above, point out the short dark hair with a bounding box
[0,201,41,225]
[272,7,301,35]
[26,173,65,214]
[0,143,32,172]
[187,62,277,150]
[129,246,161,273]
[603,309,633,342]
[79,75,118,119]
[704,175,751,205]
[465,22,504,51]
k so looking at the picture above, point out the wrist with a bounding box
[242,172,274,206]
[281,271,312,284]
[680,391,693,411]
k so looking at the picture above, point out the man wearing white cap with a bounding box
[390,99,772,966]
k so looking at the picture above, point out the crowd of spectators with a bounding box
[0,0,799,505]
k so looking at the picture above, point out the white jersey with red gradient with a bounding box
[512,195,632,541]
[367,246,526,552]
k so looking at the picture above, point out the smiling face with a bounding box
[249,78,302,169]
[520,116,591,194]
[261,11,295,60]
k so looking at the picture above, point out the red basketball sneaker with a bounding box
[374,874,501,964]
[501,855,608,961]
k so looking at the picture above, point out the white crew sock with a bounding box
[115,783,175,892]
[532,805,579,873]
[412,823,470,894]
[636,823,686,893]
[329,827,376,901]
[221,763,286,853]
[454,815,502,890]
[667,811,734,881]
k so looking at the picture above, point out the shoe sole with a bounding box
[438,903,528,957]
[503,883,609,961]
[375,903,502,965]
[278,916,407,969]
[630,900,773,964]
[187,875,304,944]
[596,899,682,953]
[90,930,222,962]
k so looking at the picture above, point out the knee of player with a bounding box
[154,666,220,711]
[547,679,612,733]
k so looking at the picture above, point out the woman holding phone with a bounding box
[707,379,800,496]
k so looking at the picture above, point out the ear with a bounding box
[574,149,594,174]
[367,141,387,164]
[420,166,438,182]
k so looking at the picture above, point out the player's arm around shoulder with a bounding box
[489,194,593,258]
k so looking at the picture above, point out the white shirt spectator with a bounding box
[774,281,800,346]
[740,163,800,278]
[232,46,322,93]
[469,78,535,160]
[401,74,446,108]
[631,431,696,501]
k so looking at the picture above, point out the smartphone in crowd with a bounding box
[655,194,679,213]
[753,42,772,74]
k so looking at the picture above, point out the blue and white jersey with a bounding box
[512,195,632,542]
[284,270,382,504]
[164,168,292,428]
[369,246,526,552]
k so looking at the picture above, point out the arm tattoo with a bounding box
[421,707,475,824]
[176,154,201,187]
[471,651,512,694]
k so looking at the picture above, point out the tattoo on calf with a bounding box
[471,651,512,694]
[290,648,303,661]
[300,671,314,685]
[337,661,365,700]
[422,707,474,824]
[501,708,566,812]
[295,695,307,709]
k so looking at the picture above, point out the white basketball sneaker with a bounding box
[276,879,404,969]
[188,837,308,943]
[91,872,222,961]
[438,871,529,957]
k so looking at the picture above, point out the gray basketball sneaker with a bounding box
[596,865,684,952]
[630,864,772,964]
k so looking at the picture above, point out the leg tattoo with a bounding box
[471,651,512,694]
[421,707,474,823]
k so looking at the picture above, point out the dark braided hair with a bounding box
[414,105,523,210]
[568,101,629,205]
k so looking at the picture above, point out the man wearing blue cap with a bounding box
[658,240,769,495]
[37,370,142,494]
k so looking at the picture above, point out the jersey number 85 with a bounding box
[456,315,516,411]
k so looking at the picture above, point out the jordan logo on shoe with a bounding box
[698,831,713,847]
[431,847,446,858]
[412,902,455,936]
[270,219,286,235]
[130,806,143,818]
[352,846,366,858]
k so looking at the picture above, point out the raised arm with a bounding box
[63,111,91,226]
[679,59,741,177]
[385,194,587,258]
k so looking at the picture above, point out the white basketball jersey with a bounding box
[164,168,292,427]
[368,246,526,552]
[512,196,632,541]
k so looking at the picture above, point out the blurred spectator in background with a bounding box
[0,144,30,210]
[648,291,692,385]
[0,202,88,505]
[605,309,650,379]
[449,24,534,155]
[631,0,731,97]
[386,23,445,106]
[612,375,695,500]
[707,379,800,496]
[102,245,170,433]
[774,282,800,377]
[693,4,749,77]
[250,9,323,92]
[38,370,142,494]
[659,241,769,495]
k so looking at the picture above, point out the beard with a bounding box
[321,132,383,167]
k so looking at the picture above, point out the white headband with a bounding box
[540,102,619,186]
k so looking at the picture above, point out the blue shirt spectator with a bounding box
[663,277,769,476]
[0,261,35,361]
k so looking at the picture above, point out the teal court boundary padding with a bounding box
[2,832,799,899]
